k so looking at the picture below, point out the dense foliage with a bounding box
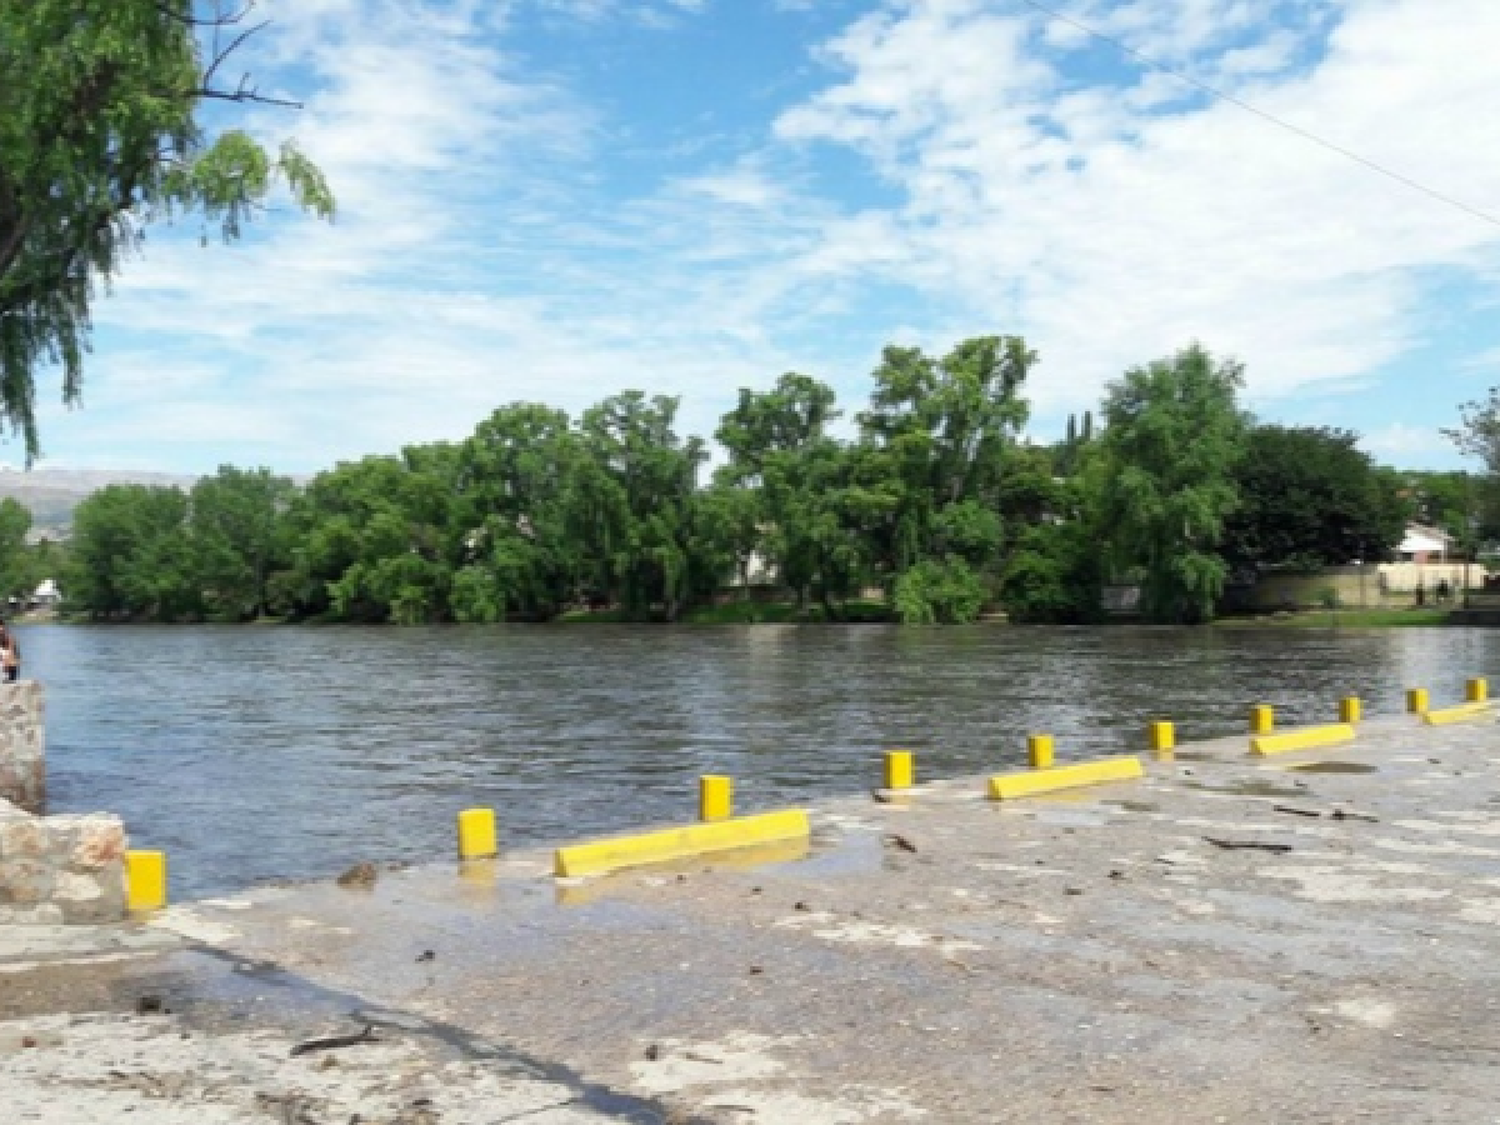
[36,336,1428,625]
[0,1,333,459]
[1096,345,1248,625]
[1221,426,1408,572]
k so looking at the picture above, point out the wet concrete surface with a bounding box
[9,713,1500,1122]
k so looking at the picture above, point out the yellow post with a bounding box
[1339,696,1362,724]
[700,775,733,822]
[884,750,915,790]
[1149,720,1175,758]
[125,850,167,912]
[1250,704,1274,735]
[1467,677,1489,703]
[1028,734,1055,770]
[457,808,498,860]
[1406,687,1429,715]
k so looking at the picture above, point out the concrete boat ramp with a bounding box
[7,715,1500,1123]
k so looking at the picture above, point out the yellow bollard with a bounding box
[1406,687,1429,715]
[1149,720,1175,758]
[457,808,498,860]
[1250,705,1274,735]
[1339,696,1362,724]
[1467,677,1489,704]
[1028,734,1055,770]
[700,775,733,822]
[884,750,915,790]
[125,850,167,912]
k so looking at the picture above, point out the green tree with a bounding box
[574,392,706,621]
[456,404,582,622]
[998,461,1107,623]
[0,1,334,457]
[0,497,30,602]
[284,447,460,623]
[892,557,987,624]
[190,465,297,619]
[1221,426,1407,571]
[716,374,876,615]
[1447,388,1500,474]
[12,532,63,608]
[857,336,1036,621]
[1097,343,1248,624]
[1398,469,1497,553]
[67,484,198,619]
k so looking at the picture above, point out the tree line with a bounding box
[34,338,1489,626]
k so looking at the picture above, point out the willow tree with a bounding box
[0,1,334,458]
[1097,344,1248,624]
[858,335,1036,622]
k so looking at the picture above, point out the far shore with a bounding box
[27,603,1464,628]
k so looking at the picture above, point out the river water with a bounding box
[25,623,1499,898]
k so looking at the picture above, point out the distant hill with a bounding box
[0,468,199,538]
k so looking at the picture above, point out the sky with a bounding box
[27,0,1500,474]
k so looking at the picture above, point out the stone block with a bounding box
[0,817,49,858]
[0,903,64,925]
[0,682,44,813]
[0,857,55,905]
[0,685,127,924]
[69,816,125,870]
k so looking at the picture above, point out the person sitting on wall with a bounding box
[0,622,20,683]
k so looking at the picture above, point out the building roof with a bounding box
[1398,524,1451,554]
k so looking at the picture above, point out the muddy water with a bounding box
[24,623,1498,897]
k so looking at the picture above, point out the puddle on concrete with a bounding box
[785,833,886,880]
[1288,762,1378,774]
[1185,779,1311,799]
[1104,800,1162,813]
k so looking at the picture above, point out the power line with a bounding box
[1014,0,1500,231]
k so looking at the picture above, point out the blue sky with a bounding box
[28,0,1500,474]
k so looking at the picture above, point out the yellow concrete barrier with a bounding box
[1407,687,1429,715]
[1250,704,1274,735]
[555,837,812,905]
[554,809,811,879]
[1027,734,1055,770]
[1467,677,1489,703]
[1148,720,1175,757]
[1423,701,1495,727]
[126,850,167,911]
[700,775,733,822]
[884,750,914,790]
[457,808,498,860]
[1339,696,1362,724]
[988,756,1144,801]
[1250,723,1356,757]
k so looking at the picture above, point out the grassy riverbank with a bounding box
[559,598,896,624]
[1216,607,1452,628]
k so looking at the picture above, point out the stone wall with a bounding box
[0,682,129,924]
[0,800,127,923]
[0,681,44,814]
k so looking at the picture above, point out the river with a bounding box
[25,623,1498,898]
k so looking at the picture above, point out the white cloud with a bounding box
[771,0,1500,414]
[58,0,1500,473]
[1360,424,1455,465]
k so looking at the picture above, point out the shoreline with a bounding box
[26,607,1468,627]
